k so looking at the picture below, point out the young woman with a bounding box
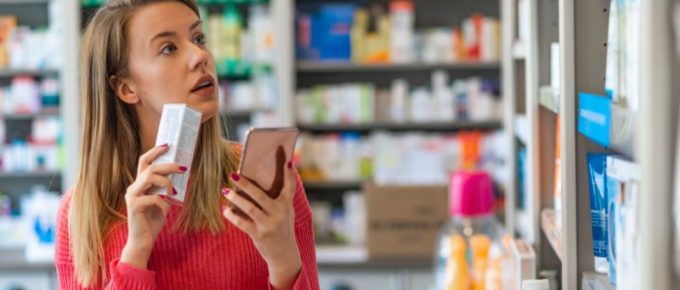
[55,1,319,289]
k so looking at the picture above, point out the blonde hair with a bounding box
[71,0,238,286]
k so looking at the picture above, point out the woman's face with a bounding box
[115,2,218,122]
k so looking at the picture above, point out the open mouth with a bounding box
[191,76,215,93]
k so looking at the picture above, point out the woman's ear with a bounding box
[109,75,139,104]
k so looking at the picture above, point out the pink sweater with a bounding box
[55,173,319,290]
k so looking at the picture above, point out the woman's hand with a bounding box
[121,144,187,270]
[222,161,302,290]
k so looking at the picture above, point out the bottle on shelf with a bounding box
[434,171,506,290]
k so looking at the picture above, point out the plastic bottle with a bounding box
[389,0,415,63]
[249,4,274,64]
[444,235,470,290]
[222,5,242,61]
[433,171,505,290]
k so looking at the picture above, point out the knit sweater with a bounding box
[55,171,319,290]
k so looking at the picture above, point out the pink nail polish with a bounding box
[172,188,178,195]
[222,188,230,196]
[287,161,293,169]
[230,173,240,181]
[179,166,188,172]
[160,143,169,148]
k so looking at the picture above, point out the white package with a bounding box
[151,104,202,203]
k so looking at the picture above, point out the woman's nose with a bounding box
[188,42,209,72]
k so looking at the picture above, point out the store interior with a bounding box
[1,0,679,289]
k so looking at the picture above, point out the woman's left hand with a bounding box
[222,161,302,290]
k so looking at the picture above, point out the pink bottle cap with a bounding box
[449,171,494,217]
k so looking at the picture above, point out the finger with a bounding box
[224,189,269,221]
[230,173,275,210]
[281,160,297,202]
[146,163,187,176]
[223,205,256,236]
[127,173,175,197]
[137,143,170,174]
[128,194,170,215]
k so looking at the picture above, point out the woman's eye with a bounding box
[161,44,177,55]
[194,34,207,45]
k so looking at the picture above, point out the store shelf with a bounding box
[81,0,269,8]
[541,208,563,262]
[514,114,529,144]
[0,69,59,78]
[316,245,368,264]
[577,93,636,158]
[513,41,527,60]
[0,248,54,272]
[296,61,500,73]
[315,245,431,269]
[3,112,60,121]
[297,120,502,133]
[539,86,560,114]
[303,180,362,191]
[221,108,271,118]
[0,171,61,178]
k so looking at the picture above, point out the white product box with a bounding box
[511,238,537,290]
[151,104,202,203]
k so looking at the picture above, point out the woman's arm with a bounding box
[56,191,158,290]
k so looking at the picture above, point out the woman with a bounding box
[55,0,319,289]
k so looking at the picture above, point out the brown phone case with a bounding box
[230,127,299,216]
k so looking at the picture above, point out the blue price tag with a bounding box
[578,93,611,146]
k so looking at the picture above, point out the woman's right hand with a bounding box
[120,143,187,270]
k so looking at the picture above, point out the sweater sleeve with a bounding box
[269,172,320,290]
[55,189,158,290]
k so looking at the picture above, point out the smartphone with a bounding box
[237,127,300,199]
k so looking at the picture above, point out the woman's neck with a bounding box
[137,109,161,153]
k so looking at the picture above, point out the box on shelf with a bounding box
[364,182,448,259]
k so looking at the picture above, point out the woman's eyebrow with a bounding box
[189,20,202,31]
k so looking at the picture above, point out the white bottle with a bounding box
[431,70,455,121]
[249,5,274,64]
[390,79,409,122]
[389,0,415,63]
[410,88,432,122]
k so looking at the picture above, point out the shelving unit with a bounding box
[296,61,501,73]
[504,0,680,288]
[297,120,502,133]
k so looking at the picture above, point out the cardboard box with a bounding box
[364,182,449,259]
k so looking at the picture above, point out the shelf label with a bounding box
[578,93,611,146]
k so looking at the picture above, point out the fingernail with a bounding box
[222,188,230,196]
[179,166,188,172]
[287,161,293,169]
[160,143,169,148]
[230,173,240,181]
[172,188,178,195]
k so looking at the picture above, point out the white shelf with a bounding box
[514,114,529,144]
[539,86,560,114]
[0,171,61,178]
[513,41,527,60]
[541,208,563,262]
[0,69,59,78]
[316,245,368,264]
[582,272,615,290]
[2,112,60,120]
[297,120,503,133]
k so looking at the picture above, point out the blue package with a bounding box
[316,4,354,61]
[587,153,609,273]
[517,147,527,209]
[606,170,618,285]
[578,93,612,147]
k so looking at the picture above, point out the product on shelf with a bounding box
[0,16,17,69]
[296,73,501,125]
[0,17,62,71]
[296,131,505,186]
[433,171,508,290]
[311,191,365,246]
[586,153,610,274]
[296,2,500,63]
[0,77,60,115]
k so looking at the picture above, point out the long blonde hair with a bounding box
[71,0,239,286]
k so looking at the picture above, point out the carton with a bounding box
[364,182,448,259]
[151,104,202,204]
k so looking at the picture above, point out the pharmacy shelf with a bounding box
[315,245,431,269]
[514,114,529,144]
[577,95,637,158]
[539,86,560,114]
[0,69,59,78]
[296,61,501,73]
[541,208,563,262]
[0,0,50,4]
[297,120,502,133]
[80,0,269,8]
[303,180,362,191]
[2,112,60,121]
[221,108,272,118]
[0,171,61,178]
[0,248,54,272]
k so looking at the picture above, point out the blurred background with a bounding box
[1,0,680,290]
